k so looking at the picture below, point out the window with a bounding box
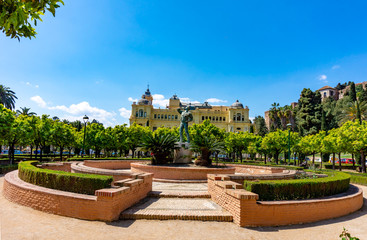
[237,113,241,121]
[175,115,178,120]
[158,114,161,119]
[216,117,218,121]
[135,111,138,117]
[242,117,244,121]
[153,127,157,131]
[324,92,327,97]
[237,127,241,130]
[202,116,204,121]
[154,114,157,119]
[219,117,222,121]
[139,109,143,117]
[165,115,167,119]
[168,115,171,119]
[144,112,147,118]
[223,117,226,121]
[330,91,334,96]
[233,116,236,121]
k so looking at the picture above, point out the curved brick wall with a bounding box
[225,164,285,174]
[131,163,236,180]
[3,170,152,221]
[71,162,134,181]
[208,174,364,227]
[83,160,149,169]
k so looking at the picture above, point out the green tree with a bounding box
[35,115,53,161]
[296,88,322,135]
[85,123,105,157]
[126,123,150,158]
[141,130,177,165]
[16,107,36,116]
[350,82,357,102]
[0,85,17,110]
[254,116,268,136]
[51,121,75,160]
[0,0,64,40]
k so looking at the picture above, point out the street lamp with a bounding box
[287,123,292,164]
[82,115,89,158]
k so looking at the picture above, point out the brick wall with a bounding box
[131,163,235,180]
[83,160,149,169]
[41,162,72,172]
[3,170,153,221]
[208,174,364,227]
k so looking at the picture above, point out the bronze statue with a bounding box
[177,106,193,143]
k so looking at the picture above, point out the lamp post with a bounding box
[82,115,89,158]
[287,123,292,164]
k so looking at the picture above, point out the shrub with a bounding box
[18,161,113,195]
[344,172,367,186]
[244,171,350,201]
[0,164,18,174]
[324,164,359,170]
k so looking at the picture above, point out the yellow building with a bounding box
[129,88,251,132]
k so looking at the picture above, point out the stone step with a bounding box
[148,191,211,198]
[120,197,233,222]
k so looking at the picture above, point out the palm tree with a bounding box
[0,85,17,110]
[338,100,367,124]
[190,135,225,166]
[16,107,36,116]
[269,102,280,131]
[141,133,177,165]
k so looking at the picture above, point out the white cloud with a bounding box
[128,97,138,102]
[332,65,340,70]
[30,96,47,108]
[206,98,227,103]
[30,95,119,126]
[25,82,39,88]
[35,85,39,88]
[180,97,200,104]
[119,107,131,118]
[318,74,328,83]
[152,94,169,108]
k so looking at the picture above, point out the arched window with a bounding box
[154,114,157,119]
[168,115,171,119]
[175,115,178,120]
[139,109,143,117]
[219,117,222,121]
[165,115,167,119]
[144,112,147,118]
[237,113,241,121]
[135,111,138,117]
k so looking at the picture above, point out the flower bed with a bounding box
[18,161,113,195]
[244,171,350,201]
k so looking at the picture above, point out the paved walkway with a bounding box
[1,174,367,240]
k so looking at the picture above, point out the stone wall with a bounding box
[208,174,363,227]
[3,170,153,221]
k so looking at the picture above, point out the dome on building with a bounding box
[145,88,151,96]
[138,97,150,105]
[231,100,244,109]
[170,94,179,100]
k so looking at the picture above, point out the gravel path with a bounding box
[1,174,367,240]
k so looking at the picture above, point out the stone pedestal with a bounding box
[173,142,193,164]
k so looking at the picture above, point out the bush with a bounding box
[18,161,113,195]
[324,163,359,170]
[244,171,350,201]
[0,164,18,174]
[343,172,367,186]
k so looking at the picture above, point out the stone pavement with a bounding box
[122,181,232,221]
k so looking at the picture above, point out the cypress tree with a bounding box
[350,82,357,102]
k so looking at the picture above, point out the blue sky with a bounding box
[1,0,367,126]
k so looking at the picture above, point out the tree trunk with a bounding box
[338,152,342,171]
[320,152,323,169]
[332,153,335,170]
[275,150,279,164]
[40,148,43,162]
[60,147,63,161]
[30,145,33,160]
[312,153,315,167]
[352,153,355,169]
[264,154,267,164]
[239,152,243,163]
[35,146,38,160]
[361,152,366,173]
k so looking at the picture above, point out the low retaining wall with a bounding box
[226,164,285,174]
[131,163,235,180]
[71,162,135,181]
[208,174,363,227]
[3,170,153,221]
[83,160,149,169]
[40,162,72,172]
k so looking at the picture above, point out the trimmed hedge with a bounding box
[18,161,113,195]
[0,164,18,174]
[324,164,359,170]
[244,171,350,201]
[344,172,367,186]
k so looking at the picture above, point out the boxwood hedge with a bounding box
[0,164,18,174]
[324,163,359,170]
[18,161,113,195]
[244,171,350,201]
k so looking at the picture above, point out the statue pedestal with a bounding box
[173,142,193,164]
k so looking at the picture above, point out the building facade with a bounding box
[129,88,251,132]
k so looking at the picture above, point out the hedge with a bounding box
[0,164,18,174]
[324,164,359,170]
[18,161,113,195]
[244,171,350,201]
